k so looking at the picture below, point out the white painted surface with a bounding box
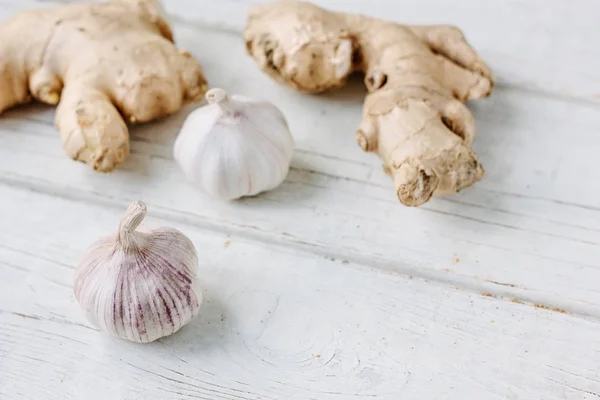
[1,0,600,399]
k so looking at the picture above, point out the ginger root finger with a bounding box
[57,84,129,172]
[434,55,491,101]
[178,50,209,103]
[0,0,207,172]
[364,93,484,206]
[387,103,484,206]
[409,24,494,83]
[0,10,50,113]
[441,100,476,145]
[29,67,63,105]
[245,0,492,206]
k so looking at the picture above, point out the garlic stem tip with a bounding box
[205,88,228,104]
[131,200,146,210]
[119,200,148,237]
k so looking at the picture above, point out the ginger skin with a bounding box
[0,0,207,172]
[244,1,493,206]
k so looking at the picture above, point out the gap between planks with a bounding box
[0,173,595,322]
[3,105,599,236]
[1,0,598,318]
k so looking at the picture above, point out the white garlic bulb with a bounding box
[173,88,295,200]
[74,201,202,343]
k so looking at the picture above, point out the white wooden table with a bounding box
[1,0,600,399]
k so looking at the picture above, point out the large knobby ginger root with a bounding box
[244,0,493,206]
[0,0,207,172]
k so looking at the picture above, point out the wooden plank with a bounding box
[1,23,599,316]
[2,0,597,101]
[1,1,599,399]
[1,184,600,400]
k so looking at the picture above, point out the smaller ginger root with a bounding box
[245,1,493,206]
[0,0,207,172]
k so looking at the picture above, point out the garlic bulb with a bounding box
[173,88,295,200]
[74,201,202,343]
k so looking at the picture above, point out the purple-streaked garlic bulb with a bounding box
[74,201,202,343]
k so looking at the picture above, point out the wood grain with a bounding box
[1,185,600,400]
[1,23,599,315]
[1,0,600,399]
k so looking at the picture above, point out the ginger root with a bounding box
[0,0,207,172]
[244,0,493,206]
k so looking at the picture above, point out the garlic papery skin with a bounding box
[173,88,295,200]
[74,201,202,343]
